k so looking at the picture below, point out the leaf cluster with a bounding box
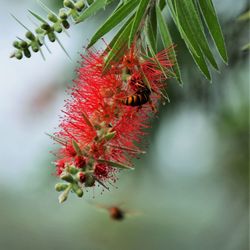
[11,0,228,82]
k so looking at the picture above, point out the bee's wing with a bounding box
[124,210,143,218]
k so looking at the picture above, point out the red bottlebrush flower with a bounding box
[52,45,175,202]
[74,156,86,169]
[94,163,109,179]
[55,159,65,176]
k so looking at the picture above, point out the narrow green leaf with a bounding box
[39,46,46,61]
[146,17,157,53]
[175,0,218,71]
[128,0,151,47]
[156,5,182,84]
[168,0,211,80]
[189,45,211,81]
[55,35,72,60]
[139,66,152,92]
[237,10,250,21]
[37,0,58,16]
[81,112,94,129]
[28,10,47,23]
[11,14,31,31]
[76,0,109,23]
[167,0,199,57]
[241,42,250,51]
[88,0,139,48]
[159,0,167,10]
[103,17,134,74]
[98,159,134,170]
[151,4,157,30]
[103,14,135,55]
[198,0,228,63]
[72,139,83,156]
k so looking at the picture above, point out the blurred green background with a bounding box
[0,0,249,250]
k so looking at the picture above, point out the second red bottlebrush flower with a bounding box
[52,45,174,203]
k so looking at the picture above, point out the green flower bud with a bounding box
[55,183,69,192]
[37,39,43,46]
[68,165,78,175]
[47,32,56,42]
[53,23,63,33]
[35,27,44,34]
[60,173,74,183]
[48,13,58,23]
[59,9,68,20]
[58,186,71,203]
[72,183,84,197]
[25,31,35,41]
[13,41,21,49]
[20,41,28,48]
[23,48,31,58]
[75,1,85,12]
[71,10,79,21]
[41,23,51,31]
[31,42,39,52]
[75,188,83,197]
[61,20,70,29]
[64,0,75,9]
[15,50,23,60]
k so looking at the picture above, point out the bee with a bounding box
[89,202,141,221]
[122,88,151,107]
[122,73,152,107]
[108,206,125,221]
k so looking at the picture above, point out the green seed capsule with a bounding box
[31,42,39,52]
[48,13,58,23]
[72,183,84,197]
[60,173,74,183]
[48,32,56,42]
[55,183,69,192]
[41,23,51,31]
[13,41,21,49]
[58,186,71,203]
[59,9,68,20]
[25,31,35,40]
[35,27,44,34]
[15,50,23,60]
[23,48,31,58]
[64,0,75,9]
[20,41,28,48]
[75,1,85,11]
[68,165,78,175]
[61,20,70,29]
[71,10,79,21]
[53,23,63,33]
[38,39,43,46]
[75,188,83,197]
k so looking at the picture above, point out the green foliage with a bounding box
[156,5,182,84]
[87,0,139,48]
[10,0,228,82]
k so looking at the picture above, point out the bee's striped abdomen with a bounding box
[123,89,150,107]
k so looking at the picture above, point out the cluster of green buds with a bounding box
[11,0,85,60]
[55,161,97,203]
